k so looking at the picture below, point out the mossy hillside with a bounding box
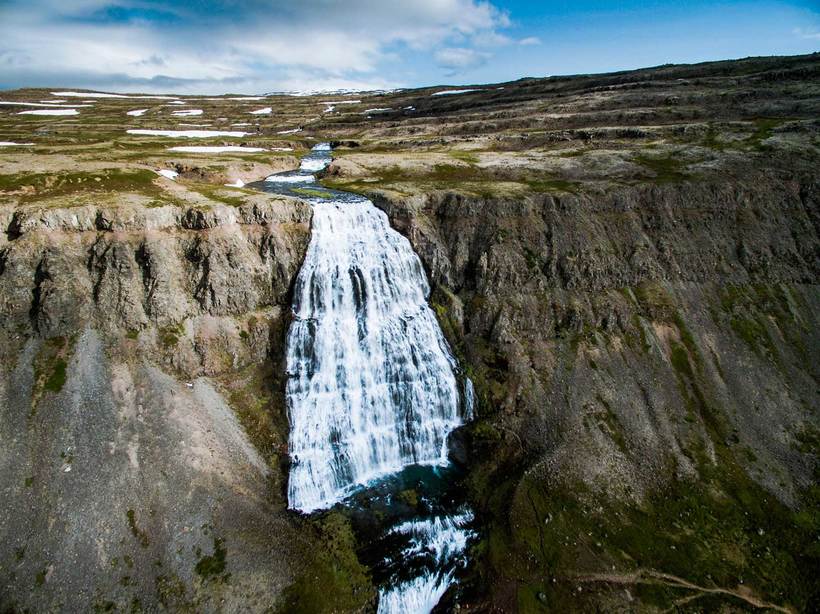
[218,359,290,483]
[716,284,812,369]
[321,159,586,198]
[444,278,818,611]
[743,118,789,152]
[188,182,251,207]
[0,169,163,203]
[467,357,818,613]
[449,150,480,165]
[506,451,818,611]
[691,118,792,153]
[524,178,581,194]
[276,511,375,613]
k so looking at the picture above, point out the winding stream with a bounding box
[251,144,475,612]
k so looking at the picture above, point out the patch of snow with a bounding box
[0,101,82,107]
[168,100,186,105]
[232,123,251,126]
[323,105,335,113]
[277,128,302,134]
[249,107,272,115]
[431,89,478,96]
[127,129,248,138]
[52,91,175,99]
[270,147,294,152]
[126,109,148,116]
[172,109,203,116]
[224,179,246,187]
[156,169,179,180]
[363,108,392,114]
[52,91,126,98]
[18,109,79,116]
[404,106,416,111]
[168,146,266,153]
[42,99,66,103]
[0,141,34,146]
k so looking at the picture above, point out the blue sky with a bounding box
[0,0,817,93]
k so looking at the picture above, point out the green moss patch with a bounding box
[449,150,480,164]
[31,336,74,413]
[219,359,288,473]
[126,509,150,548]
[745,118,786,151]
[195,537,228,581]
[632,152,688,184]
[634,280,676,319]
[716,284,808,364]
[43,358,67,393]
[277,512,375,613]
[291,186,335,199]
[189,183,250,207]
[0,168,162,203]
[158,323,184,349]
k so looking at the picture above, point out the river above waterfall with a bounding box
[249,144,476,613]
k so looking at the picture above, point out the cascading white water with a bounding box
[286,205,467,511]
[285,145,469,513]
[271,144,474,613]
[377,511,475,614]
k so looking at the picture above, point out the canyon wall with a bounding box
[0,199,330,612]
[374,173,820,611]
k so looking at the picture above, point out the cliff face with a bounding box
[373,174,820,611]
[0,199,323,611]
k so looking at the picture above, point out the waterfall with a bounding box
[377,511,475,614]
[263,144,474,613]
[285,146,468,513]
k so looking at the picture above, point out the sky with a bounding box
[0,0,818,94]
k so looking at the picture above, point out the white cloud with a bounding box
[471,31,513,47]
[519,36,542,46]
[0,0,513,93]
[435,47,492,74]
[793,27,820,41]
